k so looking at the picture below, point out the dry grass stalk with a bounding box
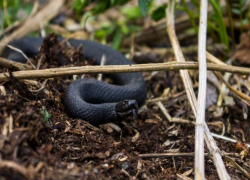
[156,101,172,122]
[139,152,208,158]
[166,3,197,116]
[1,45,36,69]
[195,0,208,178]
[207,52,250,106]
[0,160,31,178]
[223,155,250,179]
[0,57,33,70]
[165,1,230,179]
[2,62,250,81]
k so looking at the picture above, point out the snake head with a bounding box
[115,100,138,120]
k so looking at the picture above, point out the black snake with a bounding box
[1,37,147,125]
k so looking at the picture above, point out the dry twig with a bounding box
[223,155,250,179]
[165,1,230,179]
[156,101,172,122]
[166,3,197,116]
[0,160,31,178]
[0,57,33,70]
[0,45,36,69]
[207,52,250,105]
[1,62,250,81]
[195,0,208,178]
[139,152,208,158]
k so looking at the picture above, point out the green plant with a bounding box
[72,0,250,51]
[40,106,51,124]
[0,0,32,30]
[208,0,229,50]
[73,0,147,50]
[151,4,167,21]
[180,0,198,33]
[94,10,141,50]
[138,0,151,16]
[72,0,129,18]
[228,0,248,34]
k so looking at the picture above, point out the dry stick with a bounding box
[167,116,250,148]
[156,101,172,122]
[165,1,231,180]
[211,133,250,148]
[97,55,106,81]
[195,0,207,178]
[139,152,238,159]
[0,160,30,178]
[167,117,250,178]
[98,55,121,132]
[214,72,250,105]
[139,153,209,158]
[2,62,250,81]
[0,21,20,38]
[0,57,33,70]
[207,51,233,107]
[206,52,226,66]
[0,0,65,54]
[166,3,197,116]
[171,117,194,124]
[207,49,231,107]
[223,155,250,179]
[206,52,250,106]
[29,79,48,93]
[146,89,190,104]
[0,45,36,69]
[177,174,193,180]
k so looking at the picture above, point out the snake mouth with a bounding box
[115,100,138,120]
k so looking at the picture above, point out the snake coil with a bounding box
[1,37,147,125]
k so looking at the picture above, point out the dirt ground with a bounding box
[0,34,249,180]
[1,1,250,180]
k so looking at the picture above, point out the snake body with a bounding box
[1,37,147,124]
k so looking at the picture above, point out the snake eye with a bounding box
[115,100,138,120]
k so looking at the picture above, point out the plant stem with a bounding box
[180,0,198,34]
[1,61,250,81]
[209,0,229,50]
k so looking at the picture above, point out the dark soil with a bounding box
[0,34,250,180]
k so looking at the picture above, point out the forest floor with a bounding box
[1,0,250,179]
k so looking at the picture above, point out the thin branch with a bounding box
[0,45,36,69]
[156,101,172,122]
[97,55,120,132]
[171,117,194,124]
[0,57,33,70]
[97,55,106,81]
[166,2,197,116]
[195,0,208,178]
[2,62,250,81]
[139,152,207,158]
[165,1,231,179]
[207,52,250,105]
[0,160,30,178]
[139,152,237,159]
[211,133,250,148]
[224,155,250,179]
[206,51,227,65]
[214,72,250,105]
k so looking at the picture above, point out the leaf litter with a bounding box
[1,2,250,179]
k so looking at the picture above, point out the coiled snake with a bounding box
[1,37,147,125]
